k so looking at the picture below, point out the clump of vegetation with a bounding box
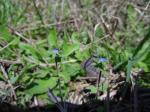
[0,0,150,112]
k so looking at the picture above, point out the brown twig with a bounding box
[7,25,31,43]
[0,59,21,65]
[77,76,105,82]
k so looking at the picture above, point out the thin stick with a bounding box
[0,59,21,65]
[96,71,102,96]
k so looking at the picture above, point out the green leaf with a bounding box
[99,83,109,92]
[71,32,81,44]
[59,72,71,83]
[10,75,19,84]
[87,86,97,93]
[10,37,20,46]
[0,26,12,42]
[86,83,108,93]
[133,27,150,58]
[33,68,50,78]
[19,43,42,60]
[25,77,58,95]
[95,27,104,38]
[113,60,128,72]
[63,43,80,57]
[136,62,149,71]
[59,63,81,83]
[75,48,90,61]
[47,29,57,48]
[37,47,49,58]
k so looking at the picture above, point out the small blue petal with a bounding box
[52,48,58,54]
[99,57,106,62]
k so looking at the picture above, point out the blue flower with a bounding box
[98,57,106,62]
[52,48,58,54]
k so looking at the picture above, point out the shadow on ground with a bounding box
[0,85,150,112]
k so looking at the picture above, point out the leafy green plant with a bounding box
[0,1,149,109]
